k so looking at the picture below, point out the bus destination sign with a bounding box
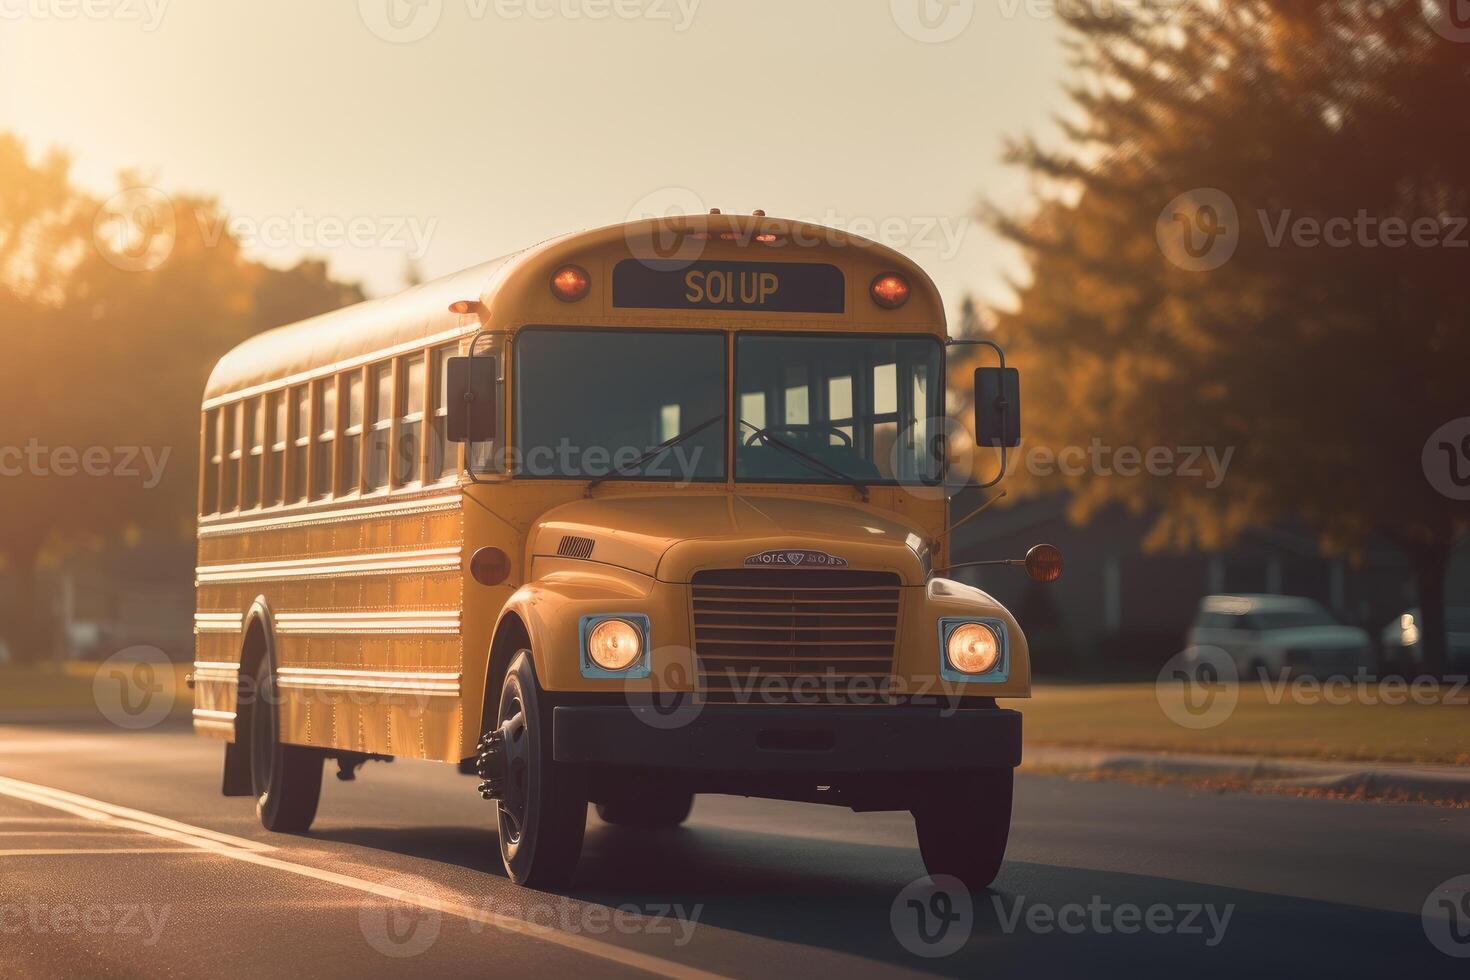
[613,259,845,314]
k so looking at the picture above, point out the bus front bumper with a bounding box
[551,705,1022,774]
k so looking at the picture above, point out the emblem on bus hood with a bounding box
[744,549,849,568]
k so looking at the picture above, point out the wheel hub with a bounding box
[475,728,507,800]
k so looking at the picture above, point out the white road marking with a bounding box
[0,775,728,980]
[0,776,273,852]
[0,830,168,836]
[0,847,207,857]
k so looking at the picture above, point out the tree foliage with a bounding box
[967,1,1470,671]
[0,134,364,659]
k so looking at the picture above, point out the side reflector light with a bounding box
[469,547,512,586]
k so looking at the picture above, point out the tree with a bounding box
[252,258,365,333]
[0,135,364,661]
[969,1,1470,675]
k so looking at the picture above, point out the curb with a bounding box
[1025,746,1470,804]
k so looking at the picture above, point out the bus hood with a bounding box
[531,494,931,585]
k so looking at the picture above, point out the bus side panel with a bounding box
[193,493,467,762]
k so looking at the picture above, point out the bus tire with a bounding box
[493,651,587,887]
[911,767,1012,890]
[249,652,323,833]
[595,789,694,828]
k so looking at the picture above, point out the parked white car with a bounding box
[1187,594,1371,678]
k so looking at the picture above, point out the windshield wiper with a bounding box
[739,419,870,501]
[586,414,724,494]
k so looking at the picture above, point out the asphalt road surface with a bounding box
[0,718,1464,979]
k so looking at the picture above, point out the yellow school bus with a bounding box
[193,211,1057,888]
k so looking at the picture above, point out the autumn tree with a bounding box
[0,135,363,661]
[970,1,1470,674]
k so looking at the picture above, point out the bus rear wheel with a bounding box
[485,651,587,887]
[911,767,1013,890]
[249,652,323,833]
[595,788,694,828]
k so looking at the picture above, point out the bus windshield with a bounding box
[736,334,943,486]
[514,328,726,481]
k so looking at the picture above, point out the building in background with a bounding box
[1,544,194,663]
[953,494,1468,678]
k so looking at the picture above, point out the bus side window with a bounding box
[242,396,263,509]
[202,408,220,515]
[365,362,393,491]
[289,385,310,503]
[264,391,285,507]
[397,354,425,487]
[221,402,240,512]
[429,345,457,481]
[312,378,337,500]
[828,375,854,445]
[341,370,364,495]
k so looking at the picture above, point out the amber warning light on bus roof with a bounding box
[551,264,591,302]
[870,272,911,310]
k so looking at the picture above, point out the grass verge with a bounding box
[1016,681,1470,766]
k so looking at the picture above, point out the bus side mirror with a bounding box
[447,356,498,443]
[974,366,1021,449]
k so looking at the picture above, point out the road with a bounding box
[0,718,1463,978]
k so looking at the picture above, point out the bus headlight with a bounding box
[580,614,651,678]
[939,618,1009,682]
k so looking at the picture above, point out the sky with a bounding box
[1,0,1069,322]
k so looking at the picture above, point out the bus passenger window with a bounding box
[396,354,425,487]
[221,403,240,512]
[289,386,309,503]
[429,346,457,481]
[740,392,766,432]
[312,379,336,500]
[264,391,285,507]
[783,366,810,426]
[872,361,899,475]
[660,404,681,442]
[242,397,263,509]
[365,362,393,491]
[202,409,219,514]
[829,375,854,445]
[340,371,364,494]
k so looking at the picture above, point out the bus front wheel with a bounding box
[249,652,323,833]
[486,651,587,887]
[911,767,1013,890]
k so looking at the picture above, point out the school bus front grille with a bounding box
[690,569,901,706]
